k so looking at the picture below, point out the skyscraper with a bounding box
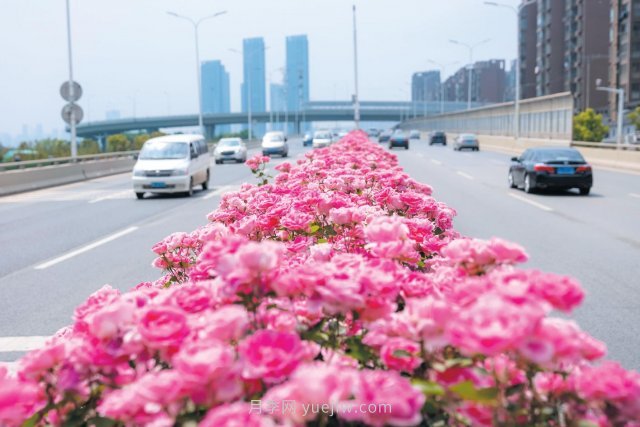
[609,0,640,120]
[285,35,310,134]
[411,71,440,103]
[201,60,230,135]
[519,0,538,100]
[242,37,267,138]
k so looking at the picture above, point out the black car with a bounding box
[429,131,447,145]
[378,131,392,143]
[508,147,593,195]
[389,131,409,150]
[302,133,313,147]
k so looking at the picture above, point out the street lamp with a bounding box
[428,60,459,115]
[352,4,361,129]
[167,10,227,137]
[229,46,269,141]
[449,38,490,111]
[484,0,535,142]
[596,78,625,149]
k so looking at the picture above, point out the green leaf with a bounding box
[87,417,118,427]
[309,223,321,233]
[20,413,39,427]
[317,238,328,244]
[345,336,376,364]
[449,380,498,404]
[411,378,445,396]
[392,349,412,358]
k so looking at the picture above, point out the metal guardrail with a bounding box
[0,151,139,172]
[571,141,640,151]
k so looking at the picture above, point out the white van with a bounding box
[261,131,288,157]
[132,134,210,199]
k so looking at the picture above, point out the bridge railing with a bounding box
[0,151,139,172]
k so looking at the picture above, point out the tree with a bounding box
[627,106,640,131]
[106,134,131,152]
[78,139,100,155]
[34,139,70,158]
[133,134,151,150]
[573,108,609,142]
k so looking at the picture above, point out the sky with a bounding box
[0,0,518,140]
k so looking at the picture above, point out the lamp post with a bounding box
[484,0,535,142]
[428,60,459,115]
[352,4,361,129]
[167,10,227,137]
[597,79,625,149]
[449,38,490,110]
[230,46,268,141]
[65,0,77,159]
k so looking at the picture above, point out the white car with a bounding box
[312,130,333,148]
[261,131,288,157]
[214,138,247,164]
[132,134,210,199]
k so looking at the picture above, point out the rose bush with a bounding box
[1,131,639,426]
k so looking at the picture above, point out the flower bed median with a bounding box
[2,131,639,426]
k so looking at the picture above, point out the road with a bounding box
[1,137,639,370]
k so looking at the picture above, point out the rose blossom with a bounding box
[238,330,306,383]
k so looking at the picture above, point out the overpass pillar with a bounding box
[204,125,216,141]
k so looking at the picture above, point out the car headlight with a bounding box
[172,168,188,176]
[133,169,146,177]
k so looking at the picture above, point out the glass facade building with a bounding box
[241,37,267,138]
[285,35,310,134]
[201,60,230,135]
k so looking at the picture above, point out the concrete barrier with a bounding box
[440,133,640,173]
[0,157,136,196]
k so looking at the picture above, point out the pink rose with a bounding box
[380,337,422,372]
[200,402,276,427]
[239,330,306,383]
[138,306,189,350]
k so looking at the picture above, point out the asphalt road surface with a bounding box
[1,137,639,370]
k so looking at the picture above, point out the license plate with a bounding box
[151,182,167,188]
[556,167,574,175]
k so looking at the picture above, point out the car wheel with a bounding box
[524,174,534,193]
[135,192,144,200]
[215,160,221,164]
[508,171,517,188]
[405,144,409,150]
[282,152,288,158]
[186,177,194,197]
[202,170,209,190]
[579,187,591,196]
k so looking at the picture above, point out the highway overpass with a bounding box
[76,100,484,139]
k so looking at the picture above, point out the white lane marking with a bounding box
[202,185,238,200]
[630,193,640,199]
[456,171,475,180]
[88,190,132,204]
[431,159,442,165]
[508,192,554,212]
[0,336,48,353]
[34,226,139,270]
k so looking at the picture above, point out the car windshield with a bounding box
[536,149,585,162]
[461,135,476,140]
[267,134,283,142]
[139,142,188,160]
[219,140,240,147]
[315,133,331,139]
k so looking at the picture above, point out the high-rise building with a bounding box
[443,60,506,104]
[519,0,538,99]
[609,0,640,120]
[285,35,310,134]
[536,0,565,97]
[201,60,230,135]
[504,59,517,102]
[242,37,267,138]
[564,0,609,113]
[474,60,507,103]
[518,0,609,112]
[411,70,440,104]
